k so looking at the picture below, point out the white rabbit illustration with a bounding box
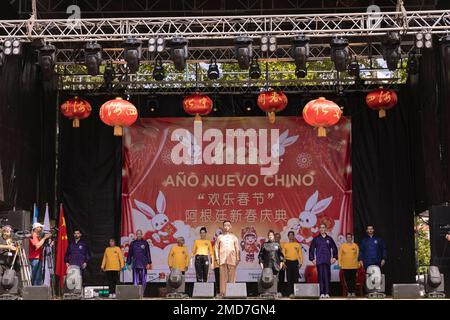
[174,132,202,165]
[131,191,176,247]
[295,190,333,244]
[271,130,299,158]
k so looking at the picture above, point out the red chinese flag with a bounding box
[55,204,68,288]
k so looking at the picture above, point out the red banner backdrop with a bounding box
[121,116,352,282]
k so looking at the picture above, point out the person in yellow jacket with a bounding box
[191,227,214,282]
[101,238,125,298]
[168,237,189,274]
[282,231,303,296]
[338,233,359,297]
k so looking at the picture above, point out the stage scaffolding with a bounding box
[0,9,447,93]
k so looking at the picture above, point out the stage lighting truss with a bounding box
[260,36,277,53]
[38,44,56,80]
[84,42,102,76]
[415,31,433,49]
[148,37,165,53]
[123,38,142,74]
[3,39,22,56]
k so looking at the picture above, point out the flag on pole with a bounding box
[55,204,68,288]
[32,203,38,224]
[43,203,53,287]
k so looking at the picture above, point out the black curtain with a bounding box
[59,95,122,285]
[0,45,56,217]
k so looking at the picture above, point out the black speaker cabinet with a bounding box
[116,285,143,300]
[392,284,420,299]
[22,285,51,300]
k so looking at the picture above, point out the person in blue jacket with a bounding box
[127,230,152,292]
[309,223,338,298]
[358,225,387,269]
[64,229,91,272]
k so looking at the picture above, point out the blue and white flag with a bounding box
[43,203,53,287]
[32,203,38,224]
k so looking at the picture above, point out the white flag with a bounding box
[43,203,53,287]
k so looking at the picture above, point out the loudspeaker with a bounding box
[392,284,421,299]
[193,283,214,298]
[0,210,31,231]
[22,285,50,300]
[225,283,247,298]
[292,283,320,298]
[116,285,143,300]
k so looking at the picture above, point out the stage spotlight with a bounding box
[348,59,360,77]
[416,32,433,49]
[261,36,277,53]
[147,96,159,113]
[166,269,188,298]
[207,58,220,80]
[122,38,142,74]
[103,62,115,90]
[149,37,165,53]
[291,35,310,69]
[0,46,4,68]
[3,39,22,56]
[152,57,165,81]
[295,65,307,78]
[249,59,261,79]
[330,38,350,72]
[382,31,401,71]
[84,42,102,76]
[234,37,253,69]
[167,38,188,72]
[38,44,56,80]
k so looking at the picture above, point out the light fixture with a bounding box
[207,58,220,80]
[261,36,277,53]
[122,38,142,74]
[330,38,350,72]
[291,35,309,68]
[149,37,165,53]
[295,65,307,78]
[38,44,56,80]
[249,59,261,79]
[152,57,165,81]
[84,42,102,76]
[416,32,433,49]
[382,31,401,71]
[3,39,22,56]
[234,37,253,69]
[147,96,159,113]
[0,46,4,68]
[348,58,360,77]
[167,38,188,72]
[103,62,115,90]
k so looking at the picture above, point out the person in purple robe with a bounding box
[126,230,152,292]
[309,223,338,298]
[64,229,91,271]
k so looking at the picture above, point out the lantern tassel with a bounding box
[114,126,123,136]
[194,114,202,122]
[72,118,80,128]
[268,112,276,124]
[378,109,386,118]
[317,127,327,137]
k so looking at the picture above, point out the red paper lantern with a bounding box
[302,97,342,137]
[257,90,288,123]
[365,88,397,118]
[182,93,213,122]
[99,97,138,136]
[60,96,92,128]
